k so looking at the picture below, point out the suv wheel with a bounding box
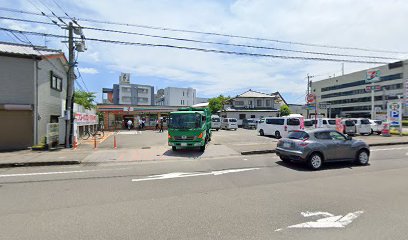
[275,131,281,139]
[308,153,323,170]
[356,149,369,165]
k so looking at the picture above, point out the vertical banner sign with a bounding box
[335,118,344,133]
[299,117,304,130]
[387,101,402,127]
[405,78,408,107]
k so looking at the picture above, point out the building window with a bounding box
[239,114,246,120]
[265,100,271,107]
[257,99,262,107]
[50,71,62,91]
[138,97,149,103]
[234,101,244,106]
[50,115,59,123]
[138,88,149,94]
[183,92,185,96]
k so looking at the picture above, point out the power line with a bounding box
[0,27,390,64]
[0,6,406,55]
[35,0,68,26]
[49,0,81,27]
[26,0,62,27]
[76,67,89,92]
[0,16,401,61]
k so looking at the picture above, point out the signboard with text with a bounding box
[366,69,381,83]
[46,123,59,144]
[387,101,402,126]
[74,113,98,126]
[364,85,382,92]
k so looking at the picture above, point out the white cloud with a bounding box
[10,0,408,102]
[79,67,99,74]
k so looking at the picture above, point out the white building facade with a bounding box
[156,87,197,106]
[311,60,408,118]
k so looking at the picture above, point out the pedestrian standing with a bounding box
[127,119,132,130]
[142,119,145,129]
[159,119,164,132]
[155,119,159,130]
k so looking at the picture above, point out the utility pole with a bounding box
[64,21,86,148]
[306,74,310,118]
[65,22,75,148]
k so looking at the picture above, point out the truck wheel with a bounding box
[199,144,206,152]
[172,146,177,151]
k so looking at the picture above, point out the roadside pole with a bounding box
[306,74,310,118]
[314,95,318,128]
[371,82,375,119]
[65,22,74,148]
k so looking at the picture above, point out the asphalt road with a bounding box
[1,145,408,240]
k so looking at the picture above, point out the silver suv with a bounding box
[276,129,370,170]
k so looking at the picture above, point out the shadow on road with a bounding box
[276,160,370,171]
[163,149,204,158]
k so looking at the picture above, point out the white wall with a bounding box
[164,87,196,106]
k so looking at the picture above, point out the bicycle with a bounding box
[81,128,105,140]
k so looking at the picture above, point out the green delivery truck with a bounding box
[168,107,212,152]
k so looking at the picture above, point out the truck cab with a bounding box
[168,107,212,152]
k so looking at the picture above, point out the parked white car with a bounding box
[257,117,302,138]
[369,119,383,135]
[318,118,337,129]
[211,115,221,131]
[221,118,238,130]
[351,118,372,135]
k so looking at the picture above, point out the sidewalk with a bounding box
[0,148,90,168]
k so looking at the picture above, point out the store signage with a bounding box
[387,101,402,126]
[364,85,382,92]
[306,93,316,104]
[74,113,98,126]
[335,118,344,133]
[365,69,381,83]
[123,107,134,112]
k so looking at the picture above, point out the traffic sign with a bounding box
[306,93,316,104]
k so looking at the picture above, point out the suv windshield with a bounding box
[169,113,202,129]
[288,131,309,140]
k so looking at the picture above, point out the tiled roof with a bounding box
[0,41,62,57]
[237,90,275,98]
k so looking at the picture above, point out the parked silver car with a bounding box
[276,129,370,170]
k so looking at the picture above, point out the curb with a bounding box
[0,160,81,169]
[240,141,408,155]
[369,142,408,147]
[241,149,276,155]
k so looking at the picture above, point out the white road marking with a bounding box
[117,131,141,135]
[243,159,248,161]
[371,147,408,152]
[0,167,130,178]
[276,211,363,231]
[132,168,259,182]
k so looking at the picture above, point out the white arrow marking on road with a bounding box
[131,168,259,182]
[275,211,363,231]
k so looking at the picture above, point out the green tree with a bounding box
[208,95,230,114]
[279,105,291,116]
[74,90,96,110]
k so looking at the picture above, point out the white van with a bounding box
[318,118,337,129]
[257,117,302,138]
[221,118,238,130]
[351,118,371,135]
[211,115,221,131]
[304,119,316,130]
